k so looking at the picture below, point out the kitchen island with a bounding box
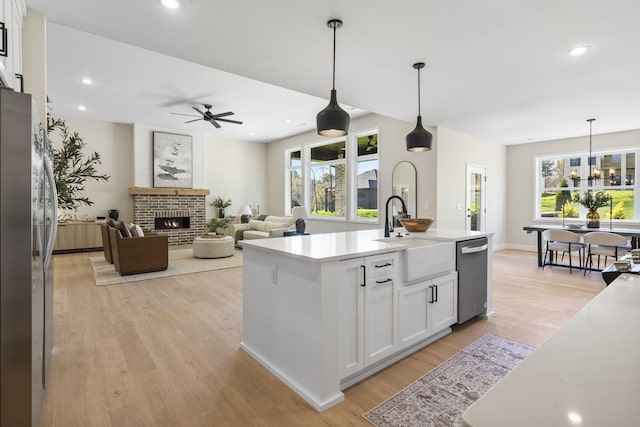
[240,228,493,411]
[463,273,640,427]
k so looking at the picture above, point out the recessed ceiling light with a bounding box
[568,46,589,56]
[285,119,291,124]
[161,0,181,9]
[249,132,255,136]
[81,77,93,85]
[78,105,87,111]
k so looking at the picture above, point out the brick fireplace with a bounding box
[129,187,210,245]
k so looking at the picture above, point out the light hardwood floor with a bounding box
[40,249,605,426]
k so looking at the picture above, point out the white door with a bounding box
[466,165,487,231]
[429,273,458,334]
[398,281,431,347]
[338,258,365,378]
[364,275,397,365]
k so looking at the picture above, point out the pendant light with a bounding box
[406,62,433,152]
[316,19,350,137]
[569,118,601,185]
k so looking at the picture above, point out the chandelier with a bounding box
[570,118,600,186]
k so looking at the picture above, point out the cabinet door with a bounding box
[398,281,431,348]
[338,258,365,378]
[430,272,458,334]
[364,274,398,365]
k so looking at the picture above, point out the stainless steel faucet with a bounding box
[385,195,408,237]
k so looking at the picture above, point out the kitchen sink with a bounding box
[374,237,456,282]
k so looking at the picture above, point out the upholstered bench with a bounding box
[193,236,234,258]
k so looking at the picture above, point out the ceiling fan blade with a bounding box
[216,118,243,125]
[185,118,203,123]
[192,107,206,116]
[212,111,234,118]
[210,120,222,129]
[171,112,201,117]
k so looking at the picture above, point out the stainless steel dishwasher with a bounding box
[456,237,488,323]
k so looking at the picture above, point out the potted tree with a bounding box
[211,197,232,218]
[47,109,110,215]
[574,190,612,228]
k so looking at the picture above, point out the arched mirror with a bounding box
[392,161,417,218]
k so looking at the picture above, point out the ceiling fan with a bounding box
[171,104,243,128]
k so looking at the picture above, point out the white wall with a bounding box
[133,124,267,222]
[436,127,508,248]
[265,113,438,234]
[52,119,267,225]
[53,115,135,221]
[507,128,640,250]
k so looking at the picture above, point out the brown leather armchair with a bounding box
[108,227,169,275]
[101,223,114,264]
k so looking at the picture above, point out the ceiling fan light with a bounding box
[317,89,350,137]
[406,116,433,151]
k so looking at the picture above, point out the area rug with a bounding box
[363,334,535,427]
[90,247,243,286]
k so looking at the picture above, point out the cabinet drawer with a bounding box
[365,252,399,278]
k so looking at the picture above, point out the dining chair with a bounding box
[582,232,631,275]
[542,229,586,274]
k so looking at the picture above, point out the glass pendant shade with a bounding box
[406,116,432,151]
[317,89,350,137]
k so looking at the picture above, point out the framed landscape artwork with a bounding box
[153,131,193,188]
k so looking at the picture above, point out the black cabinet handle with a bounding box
[434,284,438,302]
[428,285,434,303]
[376,278,392,284]
[374,262,392,268]
[360,265,366,287]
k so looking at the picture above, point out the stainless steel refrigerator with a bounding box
[0,88,57,425]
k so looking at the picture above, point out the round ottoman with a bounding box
[193,236,235,258]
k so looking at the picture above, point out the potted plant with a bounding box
[211,197,232,218]
[573,190,612,228]
[207,218,231,235]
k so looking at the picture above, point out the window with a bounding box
[536,149,638,221]
[353,132,379,221]
[285,129,380,222]
[308,140,346,218]
[286,149,302,214]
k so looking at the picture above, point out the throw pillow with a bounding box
[115,220,132,238]
[128,223,145,237]
[257,214,268,221]
[248,219,268,232]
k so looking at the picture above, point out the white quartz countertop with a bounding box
[462,274,640,427]
[240,228,492,262]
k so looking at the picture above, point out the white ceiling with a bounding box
[28,0,640,145]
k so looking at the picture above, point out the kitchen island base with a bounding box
[241,228,492,412]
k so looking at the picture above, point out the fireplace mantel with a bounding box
[128,187,210,196]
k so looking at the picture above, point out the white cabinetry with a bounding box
[398,272,458,349]
[0,0,25,89]
[338,252,399,379]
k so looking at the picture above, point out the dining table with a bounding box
[523,224,640,267]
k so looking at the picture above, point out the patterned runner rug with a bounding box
[364,334,535,427]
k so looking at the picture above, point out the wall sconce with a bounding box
[0,22,7,57]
